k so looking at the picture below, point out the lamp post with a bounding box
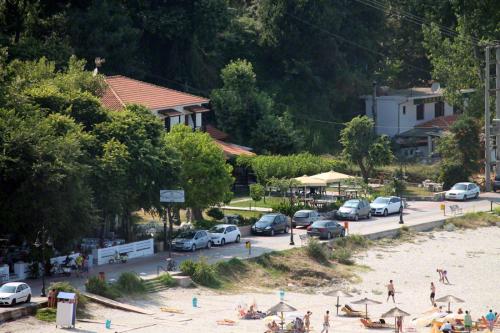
[34,226,52,297]
[289,187,295,246]
[397,165,405,225]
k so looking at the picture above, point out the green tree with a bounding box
[249,183,265,206]
[165,125,233,221]
[340,116,393,182]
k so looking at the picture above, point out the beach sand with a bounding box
[2,226,499,332]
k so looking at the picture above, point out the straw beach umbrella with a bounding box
[382,307,411,333]
[266,302,298,330]
[324,289,353,316]
[352,298,382,319]
[435,295,464,313]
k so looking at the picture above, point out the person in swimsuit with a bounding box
[442,270,450,284]
[430,282,436,304]
[387,280,395,303]
[304,311,312,332]
[320,310,330,333]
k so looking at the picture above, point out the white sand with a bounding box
[2,227,499,333]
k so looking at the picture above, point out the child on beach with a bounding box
[387,280,395,303]
[430,282,436,304]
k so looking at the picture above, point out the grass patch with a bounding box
[445,212,500,229]
[229,196,286,209]
[158,273,177,287]
[115,272,146,294]
[330,248,354,265]
[305,238,329,264]
[85,272,147,300]
[85,276,121,300]
[36,308,56,322]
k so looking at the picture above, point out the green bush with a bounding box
[116,272,146,294]
[158,273,178,287]
[331,248,354,265]
[305,238,329,264]
[193,219,219,230]
[334,234,369,249]
[180,259,197,276]
[192,257,220,288]
[36,308,56,322]
[85,276,121,300]
[49,281,87,307]
[206,207,224,220]
[439,161,470,190]
[216,257,247,277]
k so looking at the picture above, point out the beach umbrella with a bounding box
[324,289,353,316]
[382,307,411,333]
[435,295,464,313]
[352,298,382,319]
[266,302,298,330]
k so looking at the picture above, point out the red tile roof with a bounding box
[214,140,255,157]
[102,75,209,110]
[416,115,459,129]
[205,124,229,141]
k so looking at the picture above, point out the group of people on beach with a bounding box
[265,310,329,333]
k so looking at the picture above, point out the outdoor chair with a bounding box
[341,305,364,317]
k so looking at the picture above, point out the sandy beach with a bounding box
[2,226,499,333]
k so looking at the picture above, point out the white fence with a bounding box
[92,239,154,266]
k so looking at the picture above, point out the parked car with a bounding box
[336,199,371,220]
[445,182,480,201]
[370,196,403,216]
[209,224,241,246]
[251,213,289,236]
[292,210,320,227]
[493,176,500,192]
[307,220,345,239]
[0,282,31,306]
[172,230,211,252]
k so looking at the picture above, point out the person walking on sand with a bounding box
[430,282,436,304]
[320,310,330,333]
[304,311,312,332]
[387,280,395,303]
[464,310,472,333]
[486,309,495,332]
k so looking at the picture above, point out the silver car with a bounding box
[292,210,320,227]
[336,199,371,221]
[172,230,212,252]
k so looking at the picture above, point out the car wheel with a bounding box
[284,226,289,234]
[26,294,31,303]
[221,238,226,246]
[235,235,241,243]
[11,299,16,306]
[383,209,388,217]
[206,241,212,249]
[354,214,359,221]
[270,229,275,236]
[462,194,467,201]
[191,244,196,252]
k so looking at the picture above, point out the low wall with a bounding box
[363,219,446,240]
[0,299,47,322]
[92,239,154,266]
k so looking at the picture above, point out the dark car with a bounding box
[494,176,500,192]
[251,213,289,236]
[307,220,345,239]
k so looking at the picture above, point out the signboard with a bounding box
[160,190,185,203]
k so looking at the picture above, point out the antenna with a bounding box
[431,82,440,93]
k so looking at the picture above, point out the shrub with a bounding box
[180,259,197,276]
[446,212,500,229]
[85,276,121,300]
[249,183,265,202]
[116,272,146,294]
[192,257,220,288]
[49,281,87,306]
[331,248,354,265]
[193,219,219,230]
[305,238,329,264]
[158,273,178,287]
[206,207,224,220]
[216,257,247,277]
[439,161,470,190]
[36,308,56,322]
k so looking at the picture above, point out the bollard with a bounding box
[343,221,349,236]
[192,297,198,308]
[105,319,111,329]
[245,241,251,256]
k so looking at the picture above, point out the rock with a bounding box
[444,223,456,232]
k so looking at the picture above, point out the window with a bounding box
[434,101,444,117]
[416,104,424,120]
[402,106,406,115]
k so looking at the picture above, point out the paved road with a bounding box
[13,193,500,300]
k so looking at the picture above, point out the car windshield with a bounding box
[294,211,309,218]
[452,184,467,190]
[209,227,225,234]
[373,197,389,204]
[311,221,329,227]
[343,200,359,208]
[0,285,16,293]
[176,231,196,239]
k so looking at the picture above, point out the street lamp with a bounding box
[34,226,52,297]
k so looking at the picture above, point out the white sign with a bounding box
[160,190,185,203]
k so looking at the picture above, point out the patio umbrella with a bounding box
[382,307,411,333]
[266,302,298,330]
[352,298,382,319]
[294,175,328,187]
[323,289,353,316]
[435,295,464,313]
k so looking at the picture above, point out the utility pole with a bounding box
[372,81,377,134]
[485,46,491,191]
[496,47,500,177]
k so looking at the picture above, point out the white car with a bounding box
[370,196,403,216]
[209,224,241,246]
[445,182,480,201]
[0,282,31,306]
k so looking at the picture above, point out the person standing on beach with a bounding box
[396,316,403,333]
[387,280,395,303]
[464,311,472,333]
[320,310,330,333]
[430,282,436,304]
[304,311,312,332]
[486,309,495,332]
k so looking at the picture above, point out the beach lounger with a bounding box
[341,305,364,317]
[160,307,184,314]
[360,318,394,329]
[217,319,236,326]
